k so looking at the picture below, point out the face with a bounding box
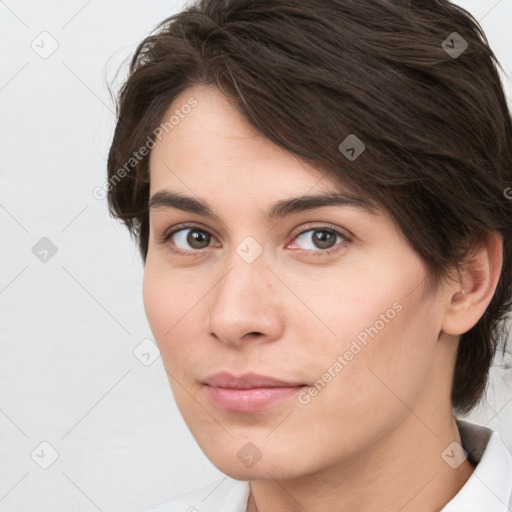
[143,84,451,481]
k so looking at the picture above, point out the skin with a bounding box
[143,84,502,512]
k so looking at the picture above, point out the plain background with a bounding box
[0,0,511,510]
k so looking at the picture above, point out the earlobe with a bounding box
[441,232,503,336]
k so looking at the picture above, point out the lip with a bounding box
[201,371,305,389]
[201,371,307,412]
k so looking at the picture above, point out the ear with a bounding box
[441,232,503,336]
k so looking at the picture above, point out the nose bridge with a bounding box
[207,239,282,344]
[214,242,270,316]
[218,233,270,301]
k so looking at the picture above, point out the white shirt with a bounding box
[146,419,512,511]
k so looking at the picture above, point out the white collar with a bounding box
[440,418,512,511]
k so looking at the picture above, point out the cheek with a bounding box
[142,265,208,380]
[293,269,402,352]
[142,269,172,337]
[142,267,192,348]
[301,268,436,403]
[327,292,438,420]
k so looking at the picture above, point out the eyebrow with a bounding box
[149,189,376,222]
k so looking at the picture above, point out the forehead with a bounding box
[150,85,338,192]
[147,84,384,224]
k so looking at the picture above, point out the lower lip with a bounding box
[203,385,305,412]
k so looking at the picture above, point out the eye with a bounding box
[158,222,350,257]
[158,223,218,255]
[288,224,349,256]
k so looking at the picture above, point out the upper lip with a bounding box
[202,371,306,389]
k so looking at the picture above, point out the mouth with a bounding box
[200,371,308,412]
[201,370,306,389]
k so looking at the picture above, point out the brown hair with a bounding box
[106,0,512,415]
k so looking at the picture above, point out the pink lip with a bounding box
[201,371,307,412]
[203,385,305,412]
[202,371,304,388]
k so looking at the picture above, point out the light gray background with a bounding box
[0,1,511,510]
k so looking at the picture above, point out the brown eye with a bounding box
[162,226,214,251]
[311,230,337,249]
[294,228,343,250]
[185,229,211,249]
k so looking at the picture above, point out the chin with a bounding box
[208,450,312,482]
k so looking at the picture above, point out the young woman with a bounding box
[106,1,512,510]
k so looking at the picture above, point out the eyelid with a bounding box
[159,221,219,243]
[289,221,352,243]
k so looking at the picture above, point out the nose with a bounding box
[206,249,285,348]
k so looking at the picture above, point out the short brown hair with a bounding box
[106,0,512,415]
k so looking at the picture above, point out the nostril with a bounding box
[241,332,264,340]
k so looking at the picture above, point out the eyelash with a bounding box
[158,222,350,258]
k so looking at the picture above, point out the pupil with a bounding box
[188,230,209,248]
[314,230,335,249]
